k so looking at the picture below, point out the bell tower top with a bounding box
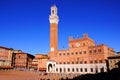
[51,5,57,15]
[49,5,59,24]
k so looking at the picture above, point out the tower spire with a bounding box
[49,5,59,24]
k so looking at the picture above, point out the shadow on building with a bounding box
[61,67,120,80]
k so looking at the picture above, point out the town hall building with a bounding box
[46,5,116,74]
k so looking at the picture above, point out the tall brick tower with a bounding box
[49,5,59,54]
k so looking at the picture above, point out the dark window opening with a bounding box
[89,50,92,53]
[85,68,87,72]
[76,52,78,55]
[100,67,104,72]
[67,53,69,55]
[80,68,83,72]
[56,68,58,72]
[67,62,70,64]
[98,49,101,52]
[84,51,86,54]
[52,10,54,14]
[99,60,102,63]
[94,50,97,53]
[72,62,74,64]
[91,68,93,72]
[79,51,82,54]
[76,68,79,72]
[71,52,74,55]
[84,61,87,64]
[80,61,82,64]
[90,61,93,64]
[60,68,62,73]
[76,61,78,64]
[59,53,62,56]
[72,68,74,72]
[95,60,98,63]
[68,68,70,72]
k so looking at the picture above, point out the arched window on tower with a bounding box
[52,10,54,14]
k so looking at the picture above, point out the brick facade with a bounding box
[31,54,49,71]
[0,46,13,69]
[47,5,116,74]
[13,52,34,69]
[0,47,34,70]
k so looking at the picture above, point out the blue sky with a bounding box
[0,0,120,55]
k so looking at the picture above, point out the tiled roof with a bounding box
[0,46,13,50]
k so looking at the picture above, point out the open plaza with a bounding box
[0,70,75,80]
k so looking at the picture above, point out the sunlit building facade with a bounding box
[13,52,34,69]
[0,47,34,70]
[0,46,13,69]
[47,5,116,74]
[31,54,49,72]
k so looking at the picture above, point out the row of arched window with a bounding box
[58,49,102,56]
[57,60,103,64]
[56,67,104,73]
